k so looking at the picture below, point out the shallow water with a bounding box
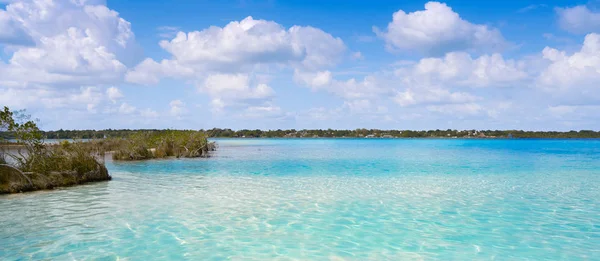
[1,139,600,260]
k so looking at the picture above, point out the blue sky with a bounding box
[1,0,600,131]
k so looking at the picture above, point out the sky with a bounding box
[1,0,600,131]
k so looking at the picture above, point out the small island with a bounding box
[0,107,215,194]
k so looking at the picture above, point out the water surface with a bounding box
[1,139,600,260]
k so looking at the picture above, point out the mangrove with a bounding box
[0,107,111,194]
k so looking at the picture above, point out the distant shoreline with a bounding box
[4,129,600,140]
[3,136,600,148]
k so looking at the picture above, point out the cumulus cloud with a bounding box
[118,102,136,114]
[6,28,127,85]
[295,51,525,110]
[537,33,600,102]
[0,0,139,89]
[125,58,194,85]
[127,16,345,84]
[374,1,506,55]
[201,73,275,111]
[294,70,391,100]
[106,87,123,103]
[556,6,600,34]
[293,70,332,88]
[393,88,480,107]
[395,52,528,88]
[0,85,108,111]
[3,0,600,129]
[0,9,34,45]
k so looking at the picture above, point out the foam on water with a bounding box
[1,139,600,260]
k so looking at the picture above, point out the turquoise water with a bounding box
[1,139,600,260]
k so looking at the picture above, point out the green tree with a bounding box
[1,107,42,149]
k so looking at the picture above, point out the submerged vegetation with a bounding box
[1,106,110,194]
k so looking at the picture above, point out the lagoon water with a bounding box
[1,139,600,260]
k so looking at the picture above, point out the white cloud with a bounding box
[2,1,599,129]
[106,86,123,103]
[393,88,480,107]
[294,70,391,100]
[0,0,147,128]
[293,70,332,88]
[2,27,127,86]
[159,17,303,66]
[67,86,104,112]
[544,105,600,128]
[202,73,274,99]
[125,58,194,85]
[537,33,600,102]
[556,6,600,34]
[6,0,138,61]
[0,0,139,90]
[374,1,506,55]
[396,52,528,88]
[0,86,62,109]
[0,9,34,45]
[201,73,275,110]
[169,99,187,118]
[288,25,346,69]
[295,51,525,110]
[124,15,347,120]
[127,16,345,84]
[0,84,149,121]
[118,102,136,114]
[342,99,387,114]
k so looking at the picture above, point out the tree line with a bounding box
[3,128,600,140]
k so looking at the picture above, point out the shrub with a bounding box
[12,141,102,175]
[110,130,215,161]
[1,107,110,193]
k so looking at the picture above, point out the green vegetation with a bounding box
[1,106,110,194]
[0,106,217,193]
[5,128,598,140]
[13,141,104,175]
[110,130,216,161]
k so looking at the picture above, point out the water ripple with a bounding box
[1,139,600,260]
